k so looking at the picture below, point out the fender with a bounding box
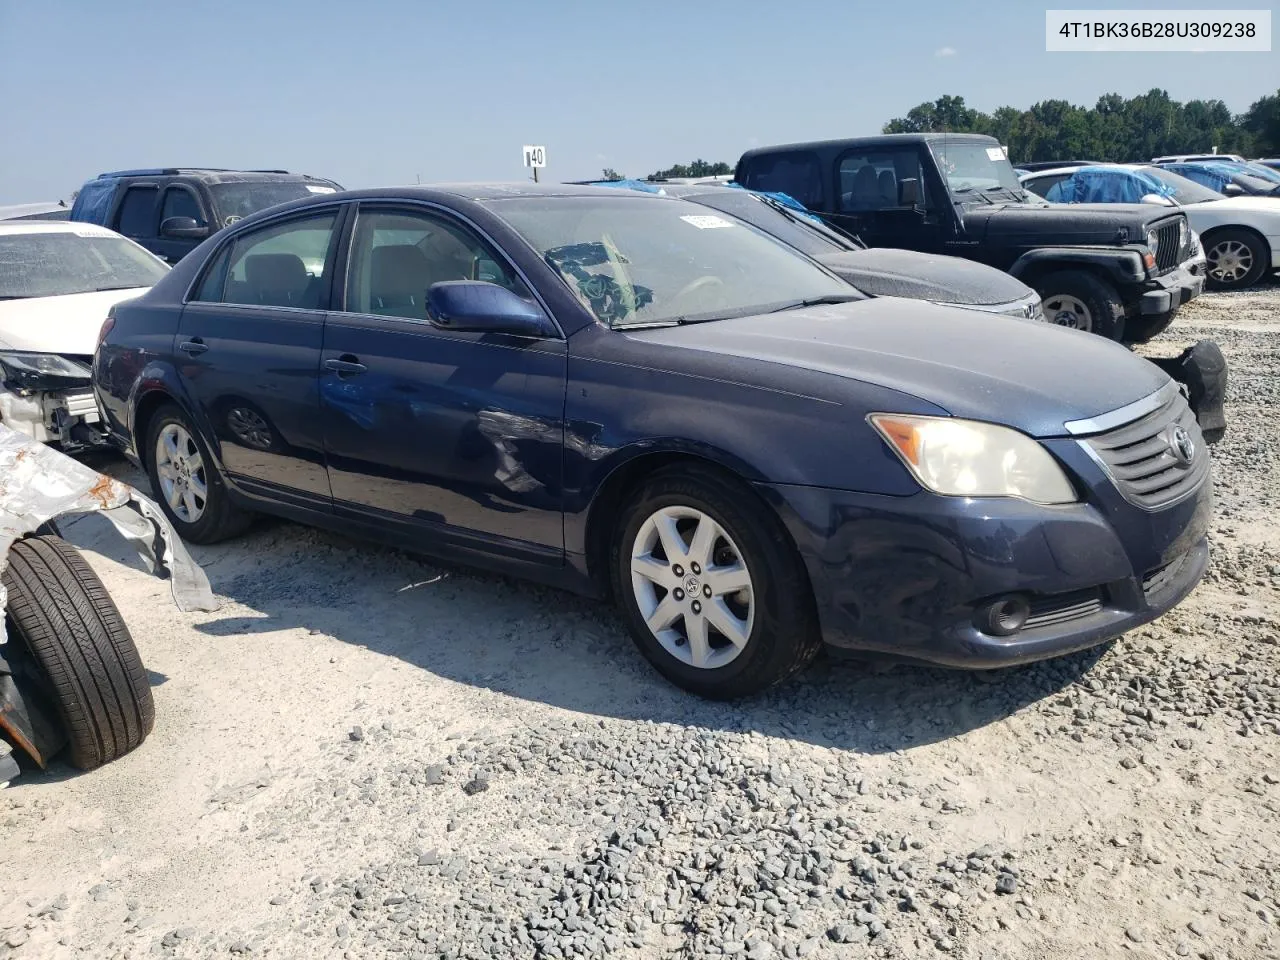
[125,361,233,489]
[1009,246,1149,284]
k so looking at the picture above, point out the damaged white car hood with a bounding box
[0,287,150,354]
[0,423,218,643]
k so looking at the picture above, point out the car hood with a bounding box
[1186,195,1280,215]
[963,201,1172,244]
[631,298,1168,438]
[815,248,1034,306]
[0,288,150,354]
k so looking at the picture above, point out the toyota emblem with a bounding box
[1168,425,1195,465]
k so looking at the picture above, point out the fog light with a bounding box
[977,595,1031,637]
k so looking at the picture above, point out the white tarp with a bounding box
[0,423,217,643]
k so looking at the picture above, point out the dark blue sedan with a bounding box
[93,184,1211,698]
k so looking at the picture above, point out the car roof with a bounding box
[0,220,124,237]
[739,132,997,160]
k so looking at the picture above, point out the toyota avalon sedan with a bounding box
[93,184,1211,699]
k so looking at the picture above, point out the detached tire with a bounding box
[2,535,153,770]
[1035,270,1126,342]
[610,464,822,700]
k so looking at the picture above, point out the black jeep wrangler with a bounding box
[69,168,343,264]
[735,134,1204,344]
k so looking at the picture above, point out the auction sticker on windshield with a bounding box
[680,215,734,229]
[306,185,336,194]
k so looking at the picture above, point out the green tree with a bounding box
[646,159,733,180]
[1242,89,1280,155]
[600,168,625,181]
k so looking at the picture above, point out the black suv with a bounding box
[69,168,343,263]
[736,134,1204,344]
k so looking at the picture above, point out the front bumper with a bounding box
[0,387,108,452]
[1138,264,1204,316]
[760,464,1211,668]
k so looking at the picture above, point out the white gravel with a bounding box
[1,283,1277,960]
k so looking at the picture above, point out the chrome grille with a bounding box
[1154,220,1181,273]
[1024,588,1103,629]
[1082,389,1209,510]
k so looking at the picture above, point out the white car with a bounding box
[1152,153,1246,164]
[1021,164,1280,290]
[0,222,169,450]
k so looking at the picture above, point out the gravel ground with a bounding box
[1,284,1277,960]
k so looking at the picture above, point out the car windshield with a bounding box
[679,191,855,256]
[487,196,857,328]
[929,141,1023,194]
[210,181,338,227]
[0,231,168,300]
[1136,167,1226,204]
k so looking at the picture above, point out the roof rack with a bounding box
[96,167,296,179]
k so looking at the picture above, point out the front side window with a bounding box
[0,231,168,300]
[115,186,158,238]
[345,209,526,320]
[488,196,855,328]
[838,148,932,211]
[161,187,207,226]
[198,212,336,308]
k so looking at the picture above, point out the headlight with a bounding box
[869,413,1078,504]
[1178,219,1188,251]
[0,352,93,390]
[1145,227,1159,259]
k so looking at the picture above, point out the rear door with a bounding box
[175,206,344,508]
[319,203,566,561]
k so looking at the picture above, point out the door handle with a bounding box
[178,338,207,356]
[324,356,367,376]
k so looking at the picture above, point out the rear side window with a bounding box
[70,180,116,224]
[194,212,337,308]
[1024,174,1068,199]
[739,152,826,210]
[115,186,159,239]
[160,187,207,226]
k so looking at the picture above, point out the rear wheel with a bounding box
[610,465,822,699]
[1204,229,1267,290]
[145,404,252,544]
[1034,270,1126,341]
[2,535,153,770]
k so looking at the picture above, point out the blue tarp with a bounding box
[583,179,666,194]
[1045,166,1177,204]
[1162,163,1234,193]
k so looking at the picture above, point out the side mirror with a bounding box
[899,178,921,207]
[1223,182,1244,197]
[426,281,554,337]
[160,216,210,240]
[1140,194,1175,206]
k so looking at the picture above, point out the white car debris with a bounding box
[0,221,168,451]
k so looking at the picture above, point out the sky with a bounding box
[1,0,1277,203]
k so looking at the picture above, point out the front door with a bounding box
[153,184,211,264]
[827,146,945,253]
[174,207,342,507]
[320,205,566,561]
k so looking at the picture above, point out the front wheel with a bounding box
[610,465,822,699]
[1204,229,1267,290]
[1034,270,1126,342]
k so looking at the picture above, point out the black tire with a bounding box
[1203,229,1268,290]
[1125,307,1177,345]
[610,464,822,699]
[1034,270,1126,341]
[144,403,252,544]
[2,535,153,770]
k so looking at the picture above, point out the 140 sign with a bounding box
[522,145,547,168]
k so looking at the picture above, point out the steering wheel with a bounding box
[668,275,726,315]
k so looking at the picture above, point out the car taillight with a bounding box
[96,317,115,349]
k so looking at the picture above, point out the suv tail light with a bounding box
[96,316,116,350]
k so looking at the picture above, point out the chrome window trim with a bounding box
[1063,379,1180,436]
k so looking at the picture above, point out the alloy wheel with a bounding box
[155,424,208,523]
[1043,294,1093,333]
[629,506,755,670]
[1207,239,1254,284]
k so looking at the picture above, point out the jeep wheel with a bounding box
[1035,271,1126,341]
[1204,229,1266,290]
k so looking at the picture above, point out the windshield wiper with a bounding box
[766,295,861,313]
[757,197,862,248]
